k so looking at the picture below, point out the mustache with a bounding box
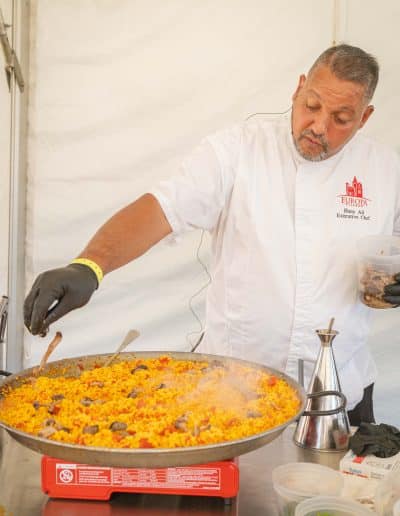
[299,130,328,152]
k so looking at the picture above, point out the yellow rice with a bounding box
[0,356,300,449]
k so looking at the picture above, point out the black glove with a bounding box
[383,272,400,306]
[24,263,99,336]
[349,422,400,458]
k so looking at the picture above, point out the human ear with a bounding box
[359,105,374,128]
[292,74,306,101]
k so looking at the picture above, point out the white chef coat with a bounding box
[151,114,400,409]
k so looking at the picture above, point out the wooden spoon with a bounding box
[33,331,63,376]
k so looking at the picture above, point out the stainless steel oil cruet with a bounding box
[293,318,351,451]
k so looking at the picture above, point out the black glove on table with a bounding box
[349,422,400,458]
[24,263,98,336]
[384,272,400,306]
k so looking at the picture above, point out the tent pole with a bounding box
[5,0,29,372]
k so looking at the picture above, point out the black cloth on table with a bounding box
[349,422,400,458]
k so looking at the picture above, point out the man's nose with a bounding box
[310,113,328,136]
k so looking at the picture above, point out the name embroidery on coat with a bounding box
[336,176,371,221]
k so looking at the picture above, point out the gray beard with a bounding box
[293,136,329,162]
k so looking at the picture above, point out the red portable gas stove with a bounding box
[41,456,239,502]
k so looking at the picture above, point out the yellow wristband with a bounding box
[71,258,104,285]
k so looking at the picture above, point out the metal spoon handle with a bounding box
[104,329,140,367]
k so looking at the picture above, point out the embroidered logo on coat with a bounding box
[337,176,371,208]
[336,177,371,221]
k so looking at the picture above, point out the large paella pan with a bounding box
[0,351,306,468]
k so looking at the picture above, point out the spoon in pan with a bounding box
[32,331,63,377]
[103,329,140,368]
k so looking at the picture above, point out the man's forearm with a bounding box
[77,194,172,275]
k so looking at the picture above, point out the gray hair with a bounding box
[309,44,379,102]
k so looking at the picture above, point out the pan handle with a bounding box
[0,370,12,377]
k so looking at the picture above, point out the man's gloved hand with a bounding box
[383,272,400,306]
[24,263,99,336]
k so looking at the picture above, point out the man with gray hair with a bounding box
[24,44,400,425]
[292,44,378,162]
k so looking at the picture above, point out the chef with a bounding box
[24,44,400,426]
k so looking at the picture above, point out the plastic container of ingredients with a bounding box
[357,235,400,309]
[374,470,400,515]
[271,462,344,516]
[294,495,374,515]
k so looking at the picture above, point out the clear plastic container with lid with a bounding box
[357,235,400,309]
[374,470,400,515]
[294,495,374,515]
[272,462,344,516]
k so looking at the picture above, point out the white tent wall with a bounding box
[23,1,399,422]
